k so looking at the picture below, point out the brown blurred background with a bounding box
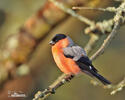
[0,0,125,100]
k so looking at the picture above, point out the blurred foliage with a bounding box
[0,0,45,44]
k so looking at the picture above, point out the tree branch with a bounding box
[90,19,120,60]
[33,74,73,100]
[49,0,95,26]
[33,0,125,100]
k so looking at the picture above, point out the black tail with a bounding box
[92,72,111,85]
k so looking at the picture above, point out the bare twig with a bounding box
[84,33,99,54]
[114,0,124,2]
[33,74,73,100]
[72,7,117,12]
[49,0,95,26]
[110,77,125,95]
[90,77,125,95]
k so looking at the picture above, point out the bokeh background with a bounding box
[0,0,125,100]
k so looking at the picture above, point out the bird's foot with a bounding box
[47,87,55,94]
[65,74,74,82]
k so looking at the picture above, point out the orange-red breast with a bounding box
[49,34,111,85]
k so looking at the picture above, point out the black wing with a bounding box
[76,56,98,73]
[63,46,98,73]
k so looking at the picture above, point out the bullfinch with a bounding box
[49,34,111,85]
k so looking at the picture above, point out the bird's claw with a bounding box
[65,75,74,82]
[47,88,55,94]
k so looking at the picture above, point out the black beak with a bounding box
[49,41,55,46]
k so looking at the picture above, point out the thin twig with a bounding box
[90,77,125,95]
[33,74,73,100]
[110,77,125,95]
[49,0,95,26]
[84,33,99,54]
[72,7,117,12]
[114,0,124,2]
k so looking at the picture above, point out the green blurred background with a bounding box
[0,0,125,100]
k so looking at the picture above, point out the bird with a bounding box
[49,34,111,85]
